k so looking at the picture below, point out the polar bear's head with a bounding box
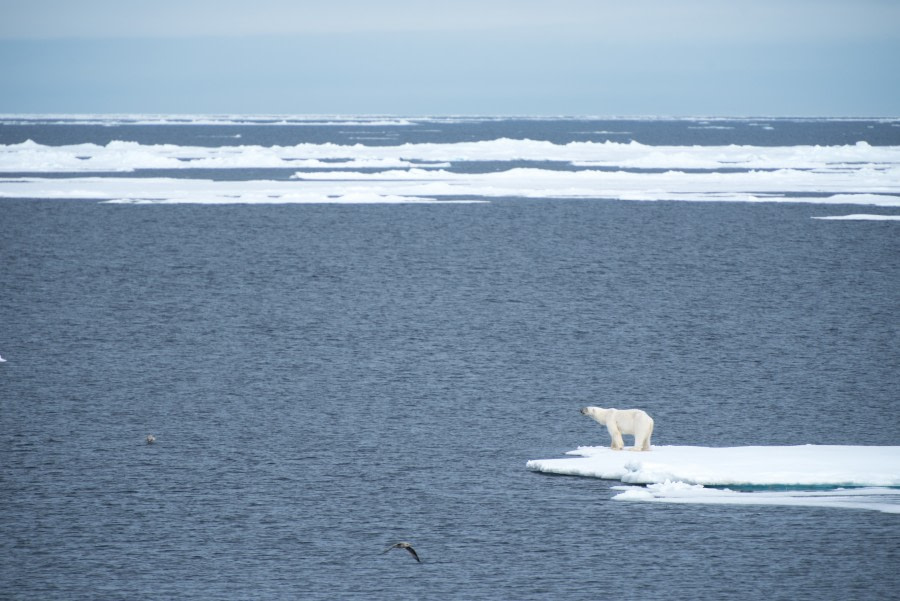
[580,406,606,419]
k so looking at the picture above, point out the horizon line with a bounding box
[2,113,899,120]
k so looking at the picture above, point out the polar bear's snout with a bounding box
[579,407,589,415]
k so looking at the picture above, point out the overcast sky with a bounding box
[1,0,898,115]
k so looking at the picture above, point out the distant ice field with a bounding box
[3,114,899,126]
[1,136,900,207]
[4,138,900,171]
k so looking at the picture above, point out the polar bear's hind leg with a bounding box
[635,417,654,451]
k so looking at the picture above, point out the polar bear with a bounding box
[580,406,654,451]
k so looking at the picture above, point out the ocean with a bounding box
[1,116,898,600]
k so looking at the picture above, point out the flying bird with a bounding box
[383,542,420,562]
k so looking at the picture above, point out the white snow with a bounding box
[526,445,900,513]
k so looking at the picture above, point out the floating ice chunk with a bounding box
[0,177,482,204]
[527,445,900,487]
[4,169,900,206]
[807,194,900,206]
[813,213,900,220]
[287,158,450,169]
[610,482,900,513]
[527,445,900,513]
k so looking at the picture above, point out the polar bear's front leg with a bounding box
[606,422,625,450]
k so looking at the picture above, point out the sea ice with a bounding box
[526,445,900,513]
[610,482,900,513]
[3,137,900,206]
[813,213,900,221]
[4,167,900,206]
[4,139,900,173]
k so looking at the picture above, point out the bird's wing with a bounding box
[405,546,420,562]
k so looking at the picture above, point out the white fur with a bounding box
[581,406,654,451]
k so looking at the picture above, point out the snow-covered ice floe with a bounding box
[526,445,900,513]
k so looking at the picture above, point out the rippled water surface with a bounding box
[1,119,899,600]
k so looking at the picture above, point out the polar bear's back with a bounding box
[582,406,653,430]
[610,408,653,431]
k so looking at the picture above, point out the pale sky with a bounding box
[1,0,898,115]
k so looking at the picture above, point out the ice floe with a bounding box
[611,482,900,513]
[527,445,900,513]
[3,136,900,205]
[3,139,900,172]
[3,168,899,206]
[813,213,900,220]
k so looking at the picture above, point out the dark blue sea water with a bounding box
[1,118,899,600]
